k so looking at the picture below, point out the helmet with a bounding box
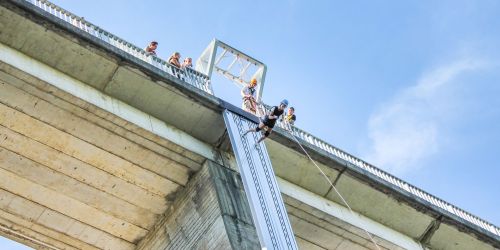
[281,99,289,106]
[250,78,257,86]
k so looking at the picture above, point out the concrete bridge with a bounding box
[0,0,499,249]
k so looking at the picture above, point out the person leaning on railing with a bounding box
[179,57,193,82]
[168,52,182,68]
[144,41,158,56]
[182,57,193,69]
[241,78,258,114]
[167,52,182,78]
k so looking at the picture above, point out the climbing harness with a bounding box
[243,96,258,114]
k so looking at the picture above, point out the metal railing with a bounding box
[21,0,499,239]
[25,0,212,94]
[257,104,500,238]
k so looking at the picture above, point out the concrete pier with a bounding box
[136,160,260,250]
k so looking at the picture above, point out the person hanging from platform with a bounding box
[243,99,288,144]
[241,78,258,114]
[279,106,296,131]
[284,106,296,125]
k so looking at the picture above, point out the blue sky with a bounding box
[3,0,500,248]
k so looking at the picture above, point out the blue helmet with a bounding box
[281,99,289,106]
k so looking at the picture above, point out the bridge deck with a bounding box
[0,0,498,249]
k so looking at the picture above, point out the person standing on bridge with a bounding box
[182,57,193,69]
[243,99,288,144]
[241,78,258,114]
[168,52,182,78]
[144,41,158,56]
[168,52,182,68]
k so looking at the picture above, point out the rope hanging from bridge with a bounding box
[284,128,383,250]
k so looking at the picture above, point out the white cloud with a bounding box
[364,59,485,175]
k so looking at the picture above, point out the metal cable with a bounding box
[283,127,383,250]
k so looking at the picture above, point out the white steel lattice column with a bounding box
[196,39,267,103]
[223,110,298,250]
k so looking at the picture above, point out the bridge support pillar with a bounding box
[136,159,260,250]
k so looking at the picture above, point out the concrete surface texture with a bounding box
[136,160,260,250]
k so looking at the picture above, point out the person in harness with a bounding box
[284,106,296,125]
[279,106,296,131]
[243,99,288,144]
[241,78,258,114]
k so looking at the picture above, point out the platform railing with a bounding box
[25,0,212,94]
[22,0,499,238]
[256,103,500,237]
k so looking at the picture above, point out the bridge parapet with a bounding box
[3,0,500,248]
[259,99,500,240]
[24,0,212,94]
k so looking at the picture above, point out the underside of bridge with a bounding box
[0,59,406,249]
[0,1,498,250]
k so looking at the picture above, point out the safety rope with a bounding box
[283,126,382,250]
